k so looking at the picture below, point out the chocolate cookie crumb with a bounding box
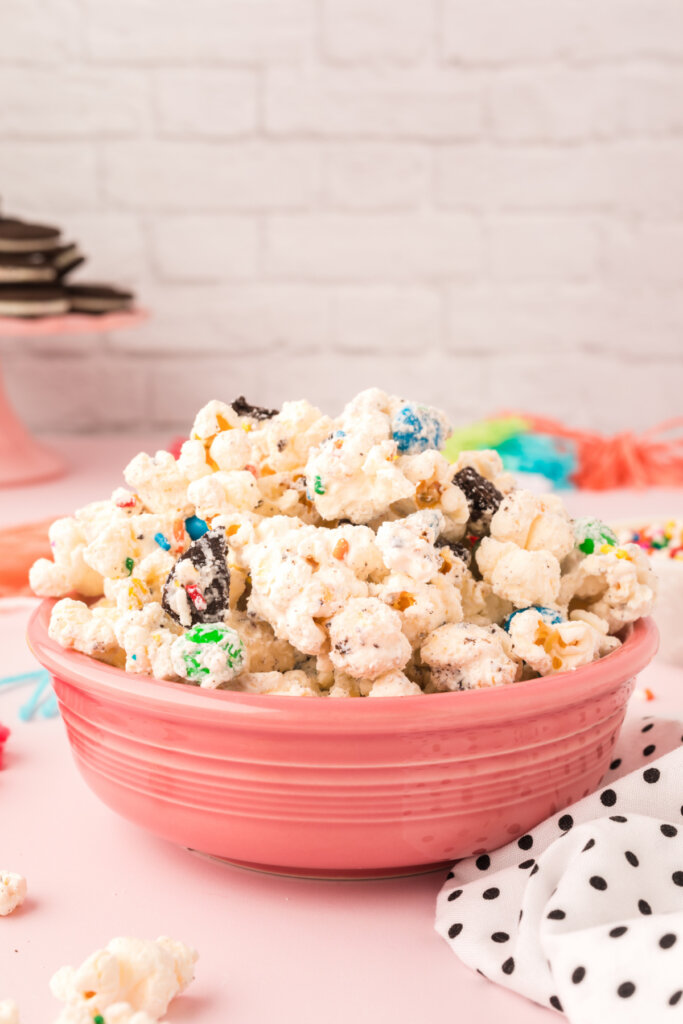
[231,396,279,421]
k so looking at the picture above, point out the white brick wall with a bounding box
[0,0,682,436]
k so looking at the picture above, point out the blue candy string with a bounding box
[0,668,59,722]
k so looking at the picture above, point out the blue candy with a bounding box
[392,404,446,455]
[185,515,209,541]
[503,606,563,632]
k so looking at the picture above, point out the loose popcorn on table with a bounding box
[50,936,197,1024]
[0,1001,19,1024]
[32,390,656,697]
[0,871,26,916]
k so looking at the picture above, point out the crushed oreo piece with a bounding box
[231,395,279,421]
[452,467,503,535]
[162,530,230,627]
[435,536,472,568]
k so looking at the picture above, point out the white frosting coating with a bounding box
[0,871,26,916]
[421,622,520,690]
[50,936,197,1022]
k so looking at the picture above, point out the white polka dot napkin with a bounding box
[435,715,683,1022]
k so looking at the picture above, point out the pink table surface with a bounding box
[1,436,682,1024]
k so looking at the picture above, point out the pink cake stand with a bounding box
[0,310,148,487]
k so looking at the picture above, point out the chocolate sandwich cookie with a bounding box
[0,218,61,253]
[51,243,85,279]
[0,286,69,318]
[0,252,57,284]
[65,283,133,314]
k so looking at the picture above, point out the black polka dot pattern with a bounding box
[436,731,683,1020]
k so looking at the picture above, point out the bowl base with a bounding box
[186,848,451,881]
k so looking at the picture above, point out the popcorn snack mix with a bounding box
[0,871,26,916]
[31,390,657,697]
[50,936,197,1024]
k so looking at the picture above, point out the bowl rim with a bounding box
[27,600,659,727]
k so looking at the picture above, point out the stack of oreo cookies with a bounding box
[0,212,134,319]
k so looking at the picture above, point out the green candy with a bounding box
[574,517,618,556]
[171,623,245,687]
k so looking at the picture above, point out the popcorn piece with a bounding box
[176,439,212,482]
[391,401,451,455]
[376,510,445,583]
[491,490,575,561]
[171,623,245,687]
[421,622,520,690]
[187,470,261,520]
[507,607,620,675]
[395,450,469,539]
[329,597,412,679]
[476,538,561,608]
[229,517,382,655]
[162,531,230,628]
[208,429,253,472]
[459,571,512,626]
[305,432,414,524]
[452,466,503,535]
[124,451,192,516]
[261,400,334,473]
[48,599,120,663]
[0,871,26,916]
[50,936,197,1022]
[373,572,463,647]
[0,1001,19,1024]
[223,610,299,674]
[30,514,105,598]
[229,670,321,696]
[366,669,422,697]
[191,399,241,440]
[83,514,180,581]
[564,544,657,633]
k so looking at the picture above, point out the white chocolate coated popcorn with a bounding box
[329,597,412,679]
[421,622,520,691]
[507,608,620,675]
[490,490,575,562]
[50,936,197,1022]
[476,538,561,609]
[0,872,26,916]
[0,1002,19,1024]
[562,544,657,633]
[34,388,655,697]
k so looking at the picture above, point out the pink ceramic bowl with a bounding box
[28,600,658,878]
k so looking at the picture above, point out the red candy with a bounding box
[186,584,207,611]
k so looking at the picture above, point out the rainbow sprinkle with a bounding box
[154,532,171,551]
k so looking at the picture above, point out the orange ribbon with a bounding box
[502,415,683,490]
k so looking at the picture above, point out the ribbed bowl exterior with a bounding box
[28,602,658,877]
